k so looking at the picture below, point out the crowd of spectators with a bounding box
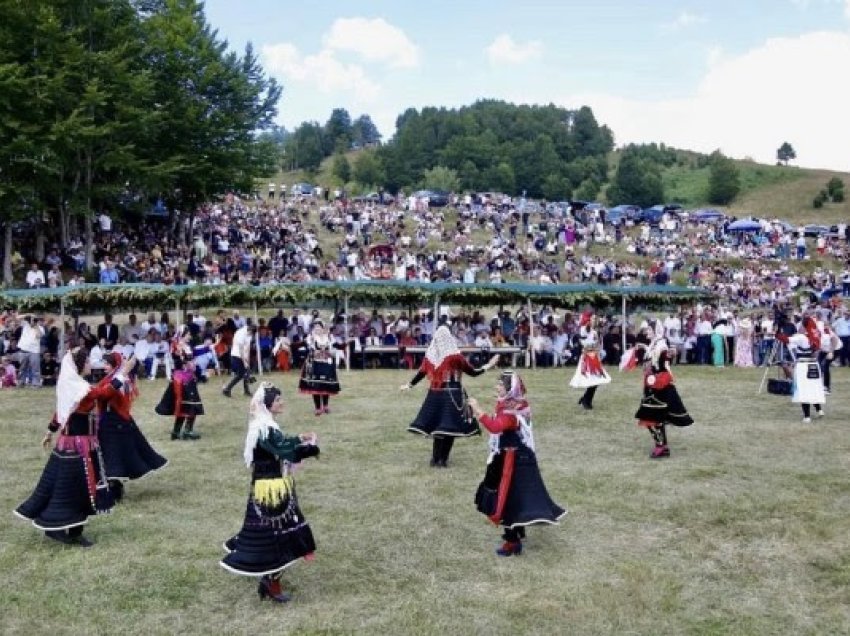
[7,192,847,299]
[3,287,849,388]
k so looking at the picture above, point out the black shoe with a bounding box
[170,431,182,440]
[429,458,438,467]
[76,535,94,548]
[222,389,232,398]
[181,431,201,440]
[581,402,593,410]
[45,531,74,545]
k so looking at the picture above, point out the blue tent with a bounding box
[727,219,762,232]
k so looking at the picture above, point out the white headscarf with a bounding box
[243,382,281,467]
[425,325,460,368]
[56,351,92,426]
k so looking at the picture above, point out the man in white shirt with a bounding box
[696,315,713,364]
[223,323,255,397]
[26,264,46,289]
[18,315,46,386]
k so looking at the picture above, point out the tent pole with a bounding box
[433,294,440,329]
[254,301,263,376]
[343,293,350,373]
[59,298,66,358]
[621,296,627,354]
[528,297,535,369]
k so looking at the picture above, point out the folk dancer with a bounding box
[220,383,319,603]
[468,371,566,556]
[400,325,498,467]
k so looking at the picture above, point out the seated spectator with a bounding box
[40,352,58,386]
[1,356,18,388]
[26,264,45,289]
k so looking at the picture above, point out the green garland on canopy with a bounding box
[0,281,714,313]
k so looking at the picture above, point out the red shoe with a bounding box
[495,541,523,556]
[258,576,291,603]
[650,445,670,459]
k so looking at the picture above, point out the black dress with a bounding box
[15,412,115,531]
[475,429,566,528]
[221,429,317,577]
[407,353,484,438]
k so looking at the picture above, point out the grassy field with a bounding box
[2,366,850,635]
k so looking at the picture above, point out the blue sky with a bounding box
[204,0,850,170]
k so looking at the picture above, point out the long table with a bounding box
[360,345,523,368]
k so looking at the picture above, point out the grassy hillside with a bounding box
[662,160,850,224]
[261,147,850,227]
[259,149,366,194]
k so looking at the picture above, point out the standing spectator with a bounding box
[833,308,850,367]
[18,315,45,386]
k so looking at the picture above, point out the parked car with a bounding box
[803,224,831,237]
[607,204,641,225]
[413,189,450,207]
[637,205,666,224]
[292,182,315,197]
[353,192,394,205]
[690,208,726,224]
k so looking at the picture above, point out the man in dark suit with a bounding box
[97,314,119,350]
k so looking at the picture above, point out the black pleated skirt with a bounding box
[220,487,316,577]
[634,385,694,427]
[155,383,205,417]
[299,360,340,395]
[99,413,168,481]
[407,385,480,437]
[475,447,566,528]
[15,448,114,531]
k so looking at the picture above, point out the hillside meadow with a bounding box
[2,366,850,635]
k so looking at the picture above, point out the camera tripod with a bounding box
[757,338,792,394]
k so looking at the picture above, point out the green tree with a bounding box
[351,114,381,146]
[607,151,663,208]
[140,0,281,240]
[331,152,351,184]
[574,177,600,202]
[707,152,741,205]
[324,108,352,155]
[420,166,460,192]
[352,151,385,188]
[285,122,324,173]
[826,176,844,199]
[777,142,796,166]
[541,174,572,201]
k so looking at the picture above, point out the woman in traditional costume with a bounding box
[634,338,694,459]
[156,356,205,440]
[468,371,566,556]
[711,319,727,367]
[299,321,341,416]
[785,317,825,422]
[400,325,498,467]
[569,341,611,410]
[14,350,134,546]
[97,353,168,500]
[220,383,320,603]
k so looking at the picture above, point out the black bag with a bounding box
[767,378,792,395]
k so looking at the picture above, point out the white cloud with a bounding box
[706,45,724,67]
[485,34,543,65]
[845,0,850,19]
[262,43,380,103]
[556,30,850,171]
[323,17,420,69]
[662,10,707,31]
